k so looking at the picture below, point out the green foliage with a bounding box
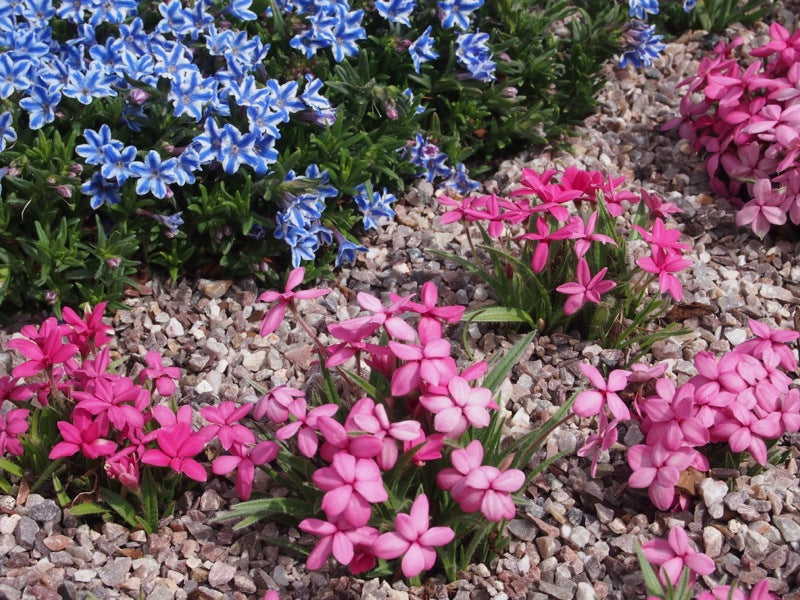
[656,0,769,35]
[0,0,623,315]
[635,542,695,600]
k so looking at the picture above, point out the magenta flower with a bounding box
[573,363,631,421]
[104,446,141,489]
[299,517,378,571]
[347,398,422,469]
[253,385,305,423]
[570,212,616,258]
[317,416,383,462]
[641,526,715,586]
[403,431,445,466]
[418,376,493,437]
[372,494,454,577]
[257,267,331,336]
[636,247,691,301]
[200,401,255,450]
[627,442,695,511]
[61,302,113,356]
[391,281,465,335]
[73,376,150,431]
[632,218,690,253]
[141,423,209,481]
[0,376,34,404]
[457,465,525,522]
[212,440,279,500]
[49,411,117,460]
[517,217,577,273]
[640,189,681,219]
[312,453,387,527]
[275,401,338,458]
[141,351,181,396]
[555,258,616,315]
[8,317,78,378]
[0,408,29,457]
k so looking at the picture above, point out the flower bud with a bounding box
[385,105,399,121]
[55,185,72,198]
[68,163,83,176]
[106,257,121,269]
[129,88,150,105]
[44,290,58,305]
[501,86,518,98]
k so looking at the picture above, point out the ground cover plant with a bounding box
[0,0,628,315]
[435,164,691,354]
[665,22,800,239]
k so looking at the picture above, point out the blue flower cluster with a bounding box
[455,33,496,82]
[403,134,477,195]
[620,0,695,68]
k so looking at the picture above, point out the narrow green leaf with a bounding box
[140,470,159,534]
[67,502,110,517]
[0,458,23,477]
[483,331,535,395]
[634,541,665,597]
[100,488,140,529]
[464,306,536,327]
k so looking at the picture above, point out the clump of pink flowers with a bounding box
[437,166,691,343]
[665,24,800,238]
[575,319,799,512]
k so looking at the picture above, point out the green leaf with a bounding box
[483,331,535,395]
[100,488,140,529]
[139,470,159,534]
[464,306,536,327]
[214,497,314,529]
[67,502,110,517]
[0,458,23,478]
[634,541,665,597]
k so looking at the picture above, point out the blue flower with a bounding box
[683,0,697,10]
[620,21,665,68]
[192,117,225,164]
[156,0,192,36]
[408,26,439,73]
[76,125,123,165]
[56,0,91,23]
[265,79,305,121]
[19,85,60,130]
[442,162,479,194]
[229,74,265,107]
[406,134,452,182]
[118,18,150,55]
[129,150,179,199]
[0,111,16,152]
[628,0,659,20]
[246,103,284,138]
[354,184,397,229]
[182,0,214,40]
[152,41,194,80]
[438,0,483,30]
[284,193,325,227]
[175,147,202,186]
[455,32,496,82]
[62,63,116,105]
[87,0,137,26]
[153,212,184,236]
[81,172,121,209]
[301,75,331,111]
[219,123,263,175]
[375,0,415,26]
[100,144,138,185]
[20,0,55,27]
[329,4,365,62]
[227,0,258,21]
[169,69,215,121]
[0,53,32,99]
[336,239,366,267]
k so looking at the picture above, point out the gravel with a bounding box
[2,7,800,600]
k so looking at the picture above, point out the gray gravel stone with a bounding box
[14,516,38,548]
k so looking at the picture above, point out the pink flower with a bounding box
[141,423,209,482]
[457,465,525,521]
[317,416,383,462]
[569,212,616,258]
[517,217,577,273]
[576,412,618,478]
[346,398,422,470]
[212,440,279,500]
[141,351,181,397]
[262,591,280,600]
[299,517,378,571]
[627,443,695,510]
[735,179,787,237]
[403,431,445,465]
[73,376,150,432]
[640,189,681,219]
[275,401,338,458]
[104,446,141,489]
[0,376,34,404]
[573,363,631,421]
[636,248,691,301]
[312,453,387,527]
[437,439,484,501]
[389,320,457,396]
[0,409,29,457]
[641,526,715,586]
[200,401,255,450]
[632,218,690,253]
[712,404,782,465]
[418,376,494,437]
[8,317,78,378]
[253,385,305,423]
[391,281,465,335]
[372,494,454,577]
[49,411,117,460]
[555,258,616,315]
[640,379,709,450]
[735,319,799,371]
[257,267,331,336]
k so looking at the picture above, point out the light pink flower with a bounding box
[403,431,445,465]
[641,526,715,586]
[275,401,338,458]
[299,517,378,571]
[253,385,305,423]
[389,320,457,396]
[556,258,616,315]
[573,363,631,421]
[457,465,525,522]
[712,403,782,465]
[391,281,465,334]
[627,442,696,511]
[418,376,493,437]
[347,398,422,470]
[735,319,799,371]
[735,179,787,237]
[257,267,331,336]
[576,412,619,478]
[372,494,454,577]
[436,439,484,501]
[317,416,383,462]
[312,453,387,527]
